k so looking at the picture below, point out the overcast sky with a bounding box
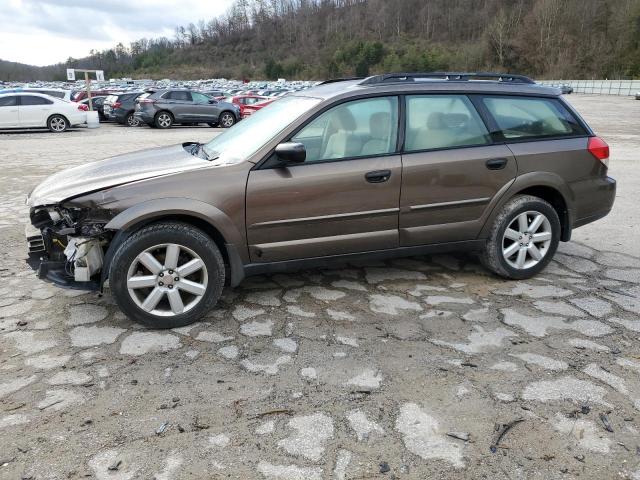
[1,0,234,66]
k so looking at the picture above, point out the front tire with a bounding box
[48,115,68,132]
[480,195,560,280]
[110,222,225,328]
[218,111,236,128]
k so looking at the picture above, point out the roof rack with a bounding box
[317,77,365,85]
[359,72,536,86]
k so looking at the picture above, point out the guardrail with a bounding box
[538,80,640,96]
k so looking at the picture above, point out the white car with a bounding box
[0,92,87,132]
[20,88,74,102]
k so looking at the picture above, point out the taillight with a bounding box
[588,136,610,167]
[112,101,122,109]
[77,104,88,111]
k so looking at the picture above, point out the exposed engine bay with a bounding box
[26,205,113,289]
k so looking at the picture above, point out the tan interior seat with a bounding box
[361,112,392,156]
[322,108,361,159]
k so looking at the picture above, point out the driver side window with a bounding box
[292,96,398,163]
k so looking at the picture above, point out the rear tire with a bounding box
[48,115,68,133]
[109,222,225,328]
[154,111,173,129]
[480,195,560,280]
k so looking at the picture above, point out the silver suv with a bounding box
[134,89,240,128]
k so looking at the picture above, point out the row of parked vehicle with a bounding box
[0,79,313,132]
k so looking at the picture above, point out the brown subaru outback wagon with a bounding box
[26,72,616,328]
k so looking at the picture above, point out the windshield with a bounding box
[202,96,321,164]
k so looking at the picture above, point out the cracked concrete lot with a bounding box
[0,95,639,479]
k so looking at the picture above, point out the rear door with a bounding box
[18,95,53,127]
[165,91,193,122]
[246,96,402,262]
[399,94,517,245]
[0,95,19,127]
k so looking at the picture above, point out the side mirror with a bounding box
[275,142,306,163]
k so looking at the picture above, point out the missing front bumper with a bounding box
[26,254,101,291]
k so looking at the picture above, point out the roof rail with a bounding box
[317,77,365,85]
[359,72,536,86]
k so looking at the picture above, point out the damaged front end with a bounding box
[26,204,113,290]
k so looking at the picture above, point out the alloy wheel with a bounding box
[126,243,208,317]
[501,211,552,270]
[220,113,235,127]
[127,114,140,127]
[157,113,172,128]
[49,117,66,132]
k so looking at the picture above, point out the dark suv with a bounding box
[26,72,615,328]
[134,89,240,129]
[103,92,145,126]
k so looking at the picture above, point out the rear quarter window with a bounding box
[482,96,586,140]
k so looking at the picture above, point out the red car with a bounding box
[225,95,270,118]
[240,97,277,118]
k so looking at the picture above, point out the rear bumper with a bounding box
[134,111,155,123]
[572,176,616,229]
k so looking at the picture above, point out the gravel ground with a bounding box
[0,95,639,480]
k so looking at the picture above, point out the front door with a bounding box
[190,92,217,123]
[0,95,19,128]
[246,96,402,263]
[18,95,54,127]
[399,94,517,245]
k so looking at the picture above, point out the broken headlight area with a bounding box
[26,206,113,289]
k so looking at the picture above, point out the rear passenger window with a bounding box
[482,96,585,140]
[20,96,53,105]
[405,95,490,151]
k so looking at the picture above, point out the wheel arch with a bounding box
[481,172,573,242]
[101,198,246,288]
[47,113,69,128]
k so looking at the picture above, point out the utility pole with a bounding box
[85,71,92,111]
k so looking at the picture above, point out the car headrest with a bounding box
[370,112,391,140]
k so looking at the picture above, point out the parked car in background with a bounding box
[226,94,270,118]
[559,84,574,94]
[104,92,145,126]
[635,92,640,100]
[0,88,74,102]
[240,97,277,118]
[78,96,108,121]
[73,90,119,102]
[134,89,240,128]
[200,89,225,98]
[0,92,86,132]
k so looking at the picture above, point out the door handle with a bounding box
[365,170,392,183]
[486,158,508,170]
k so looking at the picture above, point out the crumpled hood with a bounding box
[27,144,211,206]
